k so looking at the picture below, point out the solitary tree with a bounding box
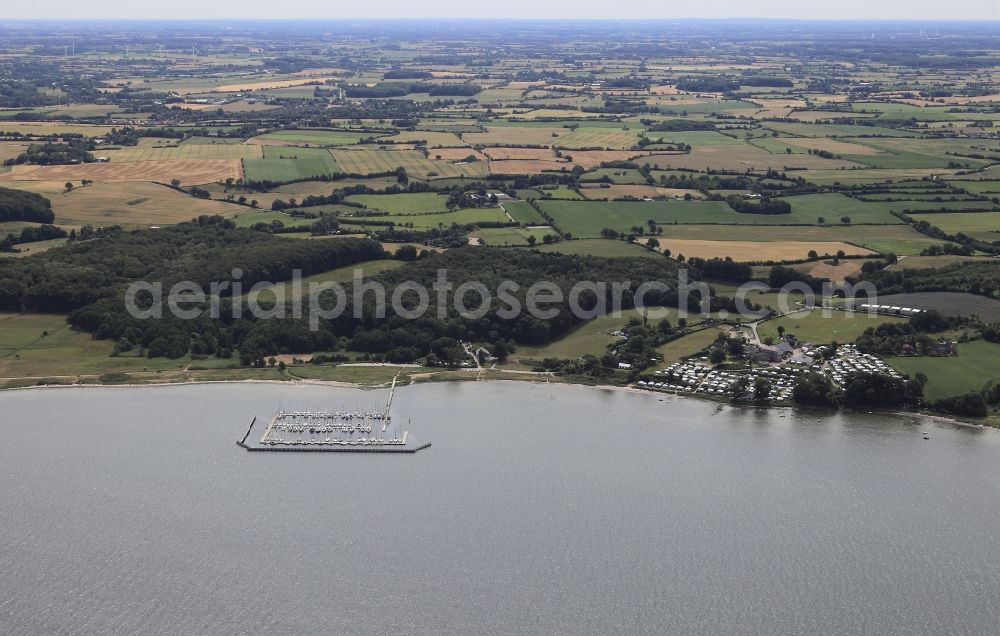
[710,348,726,366]
[753,378,772,402]
[729,376,750,400]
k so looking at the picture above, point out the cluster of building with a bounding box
[640,362,709,391]
[638,362,807,403]
[854,303,925,317]
[828,344,904,385]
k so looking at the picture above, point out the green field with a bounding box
[906,212,1000,241]
[889,255,996,271]
[0,312,231,377]
[503,200,547,225]
[517,309,673,360]
[230,210,302,228]
[889,341,1000,401]
[536,199,738,237]
[243,146,339,183]
[473,227,554,246]
[345,192,450,213]
[762,122,922,138]
[537,185,584,199]
[779,193,904,225]
[340,207,509,230]
[246,259,406,303]
[653,131,743,146]
[757,310,906,345]
[535,194,899,238]
[581,168,649,184]
[656,328,722,364]
[658,223,930,247]
[251,130,371,146]
[331,148,489,180]
[950,180,1000,195]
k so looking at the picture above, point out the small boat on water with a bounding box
[923,432,930,440]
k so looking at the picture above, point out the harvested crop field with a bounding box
[428,147,487,161]
[804,259,867,282]
[214,77,340,92]
[461,127,564,146]
[102,144,262,162]
[490,160,576,175]
[49,181,241,226]
[330,148,488,179]
[568,150,652,169]
[553,128,641,149]
[645,145,864,171]
[647,239,875,262]
[248,130,370,147]
[388,131,467,147]
[579,185,702,200]
[0,160,243,185]
[780,137,887,156]
[482,148,557,160]
[0,142,31,163]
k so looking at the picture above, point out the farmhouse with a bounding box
[933,342,957,356]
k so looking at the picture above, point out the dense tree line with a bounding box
[857,261,1000,297]
[323,248,684,363]
[371,227,469,248]
[739,76,794,87]
[768,265,825,292]
[0,219,386,314]
[675,77,740,93]
[854,311,963,356]
[793,371,923,410]
[640,119,717,132]
[0,224,67,251]
[0,186,54,223]
[726,196,792,215]
[686,257,753,282]
[5,140,96,166]
[0,225,690,365]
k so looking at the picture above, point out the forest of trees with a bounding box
[726,196,792,215]
[0,186,54,223]
[0,222,686,365]
[858,261,1000,297]
[4,140,96,166]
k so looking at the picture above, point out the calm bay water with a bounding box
[1,381,998,635]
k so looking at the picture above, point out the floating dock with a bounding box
[237,373,430,453]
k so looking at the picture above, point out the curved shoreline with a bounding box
[0,374,992,431]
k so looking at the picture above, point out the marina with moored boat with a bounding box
[236,373,430,453]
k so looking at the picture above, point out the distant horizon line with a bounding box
[2,17,999,23]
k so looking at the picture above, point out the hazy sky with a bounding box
[4,0,999,21]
